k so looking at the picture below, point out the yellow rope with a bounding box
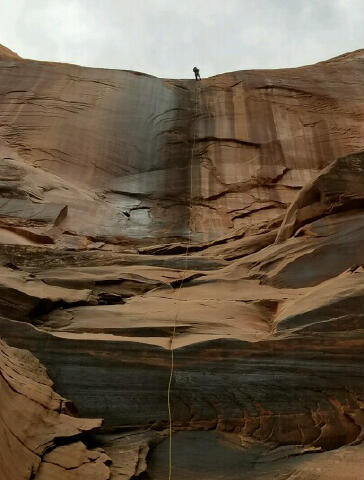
[167,80,200,480]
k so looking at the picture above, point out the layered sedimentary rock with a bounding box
[0,46,362,245]
[0,44,363,479]
[0,340,110,480]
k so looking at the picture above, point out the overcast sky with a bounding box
[0,0,362,78]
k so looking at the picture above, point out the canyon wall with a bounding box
[0,44,363,479]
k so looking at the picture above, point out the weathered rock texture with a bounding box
[0,44,363,479]
[0,340,110,480]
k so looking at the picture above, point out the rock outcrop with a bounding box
[0,340,110,480]
[0,44,363,479]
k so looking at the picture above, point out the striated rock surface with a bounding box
[0,44,363,479]
[0,339,110,480]
[0,46,362,245]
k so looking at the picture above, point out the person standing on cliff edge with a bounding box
[193,66,201,80]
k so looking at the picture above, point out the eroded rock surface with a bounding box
[0,45,363,479]
[0,46,363,245]
[0,340,110,480]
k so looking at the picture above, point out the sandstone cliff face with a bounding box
[0,47,362,245]
[0,45,363,480]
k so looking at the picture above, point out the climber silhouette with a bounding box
[193,66,201,80]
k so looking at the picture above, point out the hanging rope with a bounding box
[167,80,200,480]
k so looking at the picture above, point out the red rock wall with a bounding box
[0,46,363,480]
